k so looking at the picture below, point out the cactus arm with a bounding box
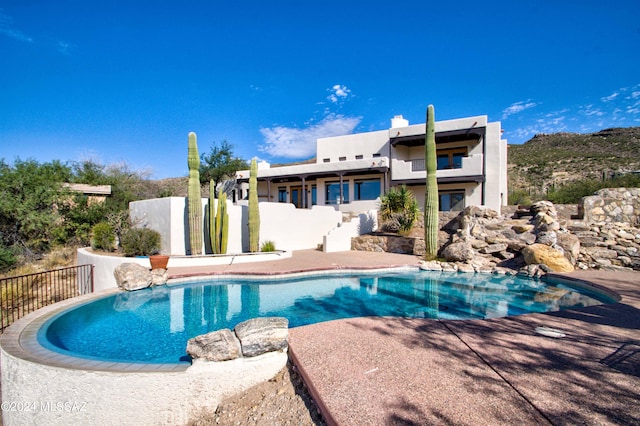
[424,105,439,260]
[220,191,228,254]
[248,158,260,252]
[209,179,219,254]
[187,132,203,255]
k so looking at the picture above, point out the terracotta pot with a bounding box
[149,255,170,270]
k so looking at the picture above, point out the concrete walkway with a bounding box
[169,251,640,425]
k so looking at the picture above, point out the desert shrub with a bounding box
[508,189,533,206]
[91,222,115,251]
[119,228,161,257]
[260,241,276,252]
[547,174,640,204]
[379,185,419,233]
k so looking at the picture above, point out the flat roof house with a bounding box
[237,111,507,214]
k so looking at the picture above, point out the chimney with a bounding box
[390,115,409,129]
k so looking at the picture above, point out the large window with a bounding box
[439,191,465,211]
[354,179,381,201]
[325,182,349,205]
[437,148,467,170]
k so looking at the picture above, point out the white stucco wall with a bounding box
[316,129,389,163]
[130,197,243,256]
[484,121,508,211]
[258,203,343,251]
[1,346,286,426]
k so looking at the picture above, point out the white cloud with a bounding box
[0,9,33,43]
[501,100,538,119]
[327,84,351,104]
[601,92,619,102]
[259,113,361,158]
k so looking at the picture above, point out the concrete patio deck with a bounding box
[169,250,640,425]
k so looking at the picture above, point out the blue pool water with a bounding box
[39,270,615,364]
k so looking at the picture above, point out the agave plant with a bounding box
[379,185,419,233]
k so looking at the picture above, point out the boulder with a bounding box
[113,263,152,291]
[419,260,442,271]
[536,231,558,246]
[151,268,168,286]
[522,244,574,272]
[556,232,581,265]
[441,241,474,262]
[186,329,242,362]
[480,243,508,254]
[235,317,289,357]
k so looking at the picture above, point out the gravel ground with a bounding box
[188,361,325,426]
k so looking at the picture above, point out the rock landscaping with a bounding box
[353,189,640,276]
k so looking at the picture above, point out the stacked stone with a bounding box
[570,222,640,270]
[580,187,640,224]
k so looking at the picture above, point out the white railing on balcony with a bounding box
[391,154,484,181]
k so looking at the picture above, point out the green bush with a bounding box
[508,189,533,206]
[547,174,640,204]
[260,240,276,252]
[119,228,161,257]
[0,242,17,273]
[91,222,115,251]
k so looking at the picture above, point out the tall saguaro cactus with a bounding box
[209,182,229,254]
[187,132,203,255]
[248,158,260,252]
[424,105,439,260]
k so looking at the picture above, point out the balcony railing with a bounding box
[0,264,94,332]
[391,154,484,181]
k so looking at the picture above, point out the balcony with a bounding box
[390,154,484,182]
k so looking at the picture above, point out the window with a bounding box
[323,158,330,163]
[325,182,349,204]
[339,156,347,161]
[354,179,381,201]
[436,148,467,170]
[278,187,287,203]
[355,154,364,160]
[311,185,317,206]
[439,192,465,211]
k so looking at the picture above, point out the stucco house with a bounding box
[236,112,507,214]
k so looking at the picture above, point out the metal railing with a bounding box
[0,264,93,332]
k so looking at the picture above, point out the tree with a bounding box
[199,140,248,194]
[0,158,72,256]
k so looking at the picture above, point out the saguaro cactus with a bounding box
[248,158,260,253]
[424,105,439,260]
[209,182,229,254]
[187,132,203,255]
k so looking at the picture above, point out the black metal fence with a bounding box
[0,264,94,332]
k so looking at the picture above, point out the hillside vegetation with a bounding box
[508,127,640,201]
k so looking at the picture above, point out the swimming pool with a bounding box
[39,269,615,364]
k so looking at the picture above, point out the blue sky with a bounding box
[1,1,639,179]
